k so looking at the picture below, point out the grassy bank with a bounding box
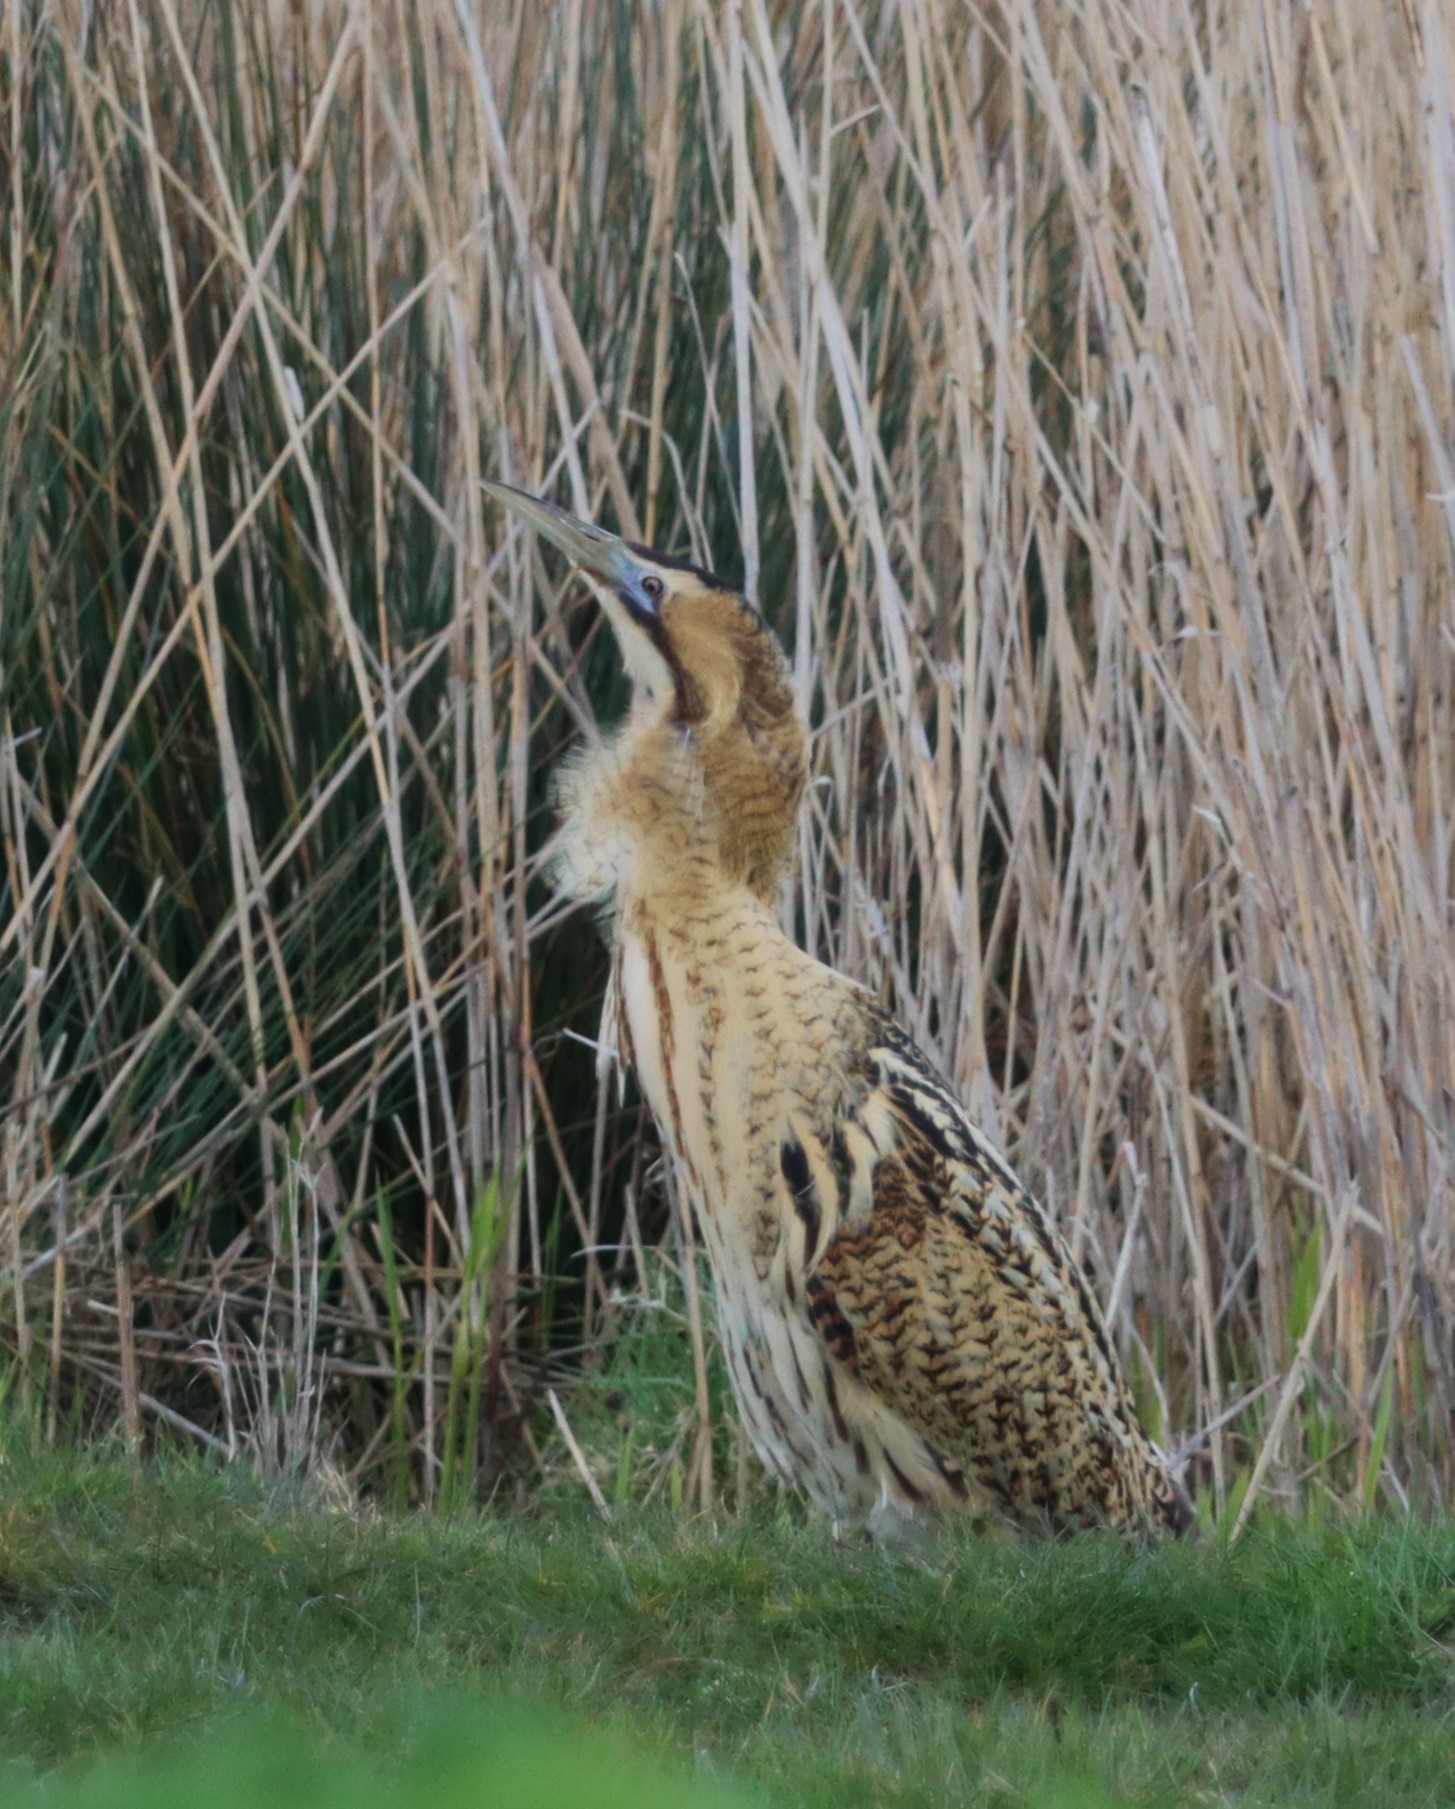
[2,1434,1454,1805]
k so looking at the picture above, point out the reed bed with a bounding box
[1,0,1452,1523]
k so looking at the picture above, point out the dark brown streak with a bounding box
[644,929,693,1179]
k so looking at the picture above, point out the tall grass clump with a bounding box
[1,0,1453,1522]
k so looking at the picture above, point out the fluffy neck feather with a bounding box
[552,699,805,919]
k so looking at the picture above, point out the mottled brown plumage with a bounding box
[486,480,1192,1541]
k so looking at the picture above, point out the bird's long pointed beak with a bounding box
[482,479,638,588]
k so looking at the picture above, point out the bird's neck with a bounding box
[551,710,798,924]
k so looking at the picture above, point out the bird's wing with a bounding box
[782,1014,1187,1533]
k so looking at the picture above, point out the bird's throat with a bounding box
[552,711,798,918]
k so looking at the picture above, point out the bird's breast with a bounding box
[615,905,860,1260]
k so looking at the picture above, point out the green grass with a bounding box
[3,1701,759,1809]
[3,1430,1454,1806]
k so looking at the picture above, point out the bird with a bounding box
[485,478,1193,1541]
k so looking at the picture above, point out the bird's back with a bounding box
[797,1014,1193,1535]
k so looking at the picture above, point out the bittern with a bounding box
[486,479,1193,1540]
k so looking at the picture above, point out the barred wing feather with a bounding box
[786,1017,1193,1536]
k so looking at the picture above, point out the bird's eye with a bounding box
[641,574,665,602]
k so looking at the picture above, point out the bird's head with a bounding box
[486,480,806,901]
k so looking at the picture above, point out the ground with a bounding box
[2,1428,1454,1807]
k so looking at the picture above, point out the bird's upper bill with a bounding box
[481,479,645,591]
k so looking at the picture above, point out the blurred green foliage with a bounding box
[7,1696,759,1809]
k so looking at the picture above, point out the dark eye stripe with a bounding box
[624,540,729,588]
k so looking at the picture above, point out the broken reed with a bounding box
[1,0,1453,1520]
